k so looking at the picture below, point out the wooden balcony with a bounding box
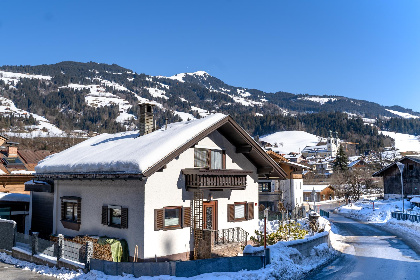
[182,169,252,190]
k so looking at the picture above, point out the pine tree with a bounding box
[334,145,349,171]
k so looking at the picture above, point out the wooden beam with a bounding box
[236,145,252,153]
[257,166,273,175]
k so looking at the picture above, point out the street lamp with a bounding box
[396,162,405,213]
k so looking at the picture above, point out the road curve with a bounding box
[306,212,420,280]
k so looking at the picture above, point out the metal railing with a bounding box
[212,227,249,247]
[391,211,420,222]
[62,239,84,263]
[320,209,330,218]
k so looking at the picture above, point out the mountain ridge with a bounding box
[0,61,418,152]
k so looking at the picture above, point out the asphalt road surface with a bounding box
[306,209,420,280]
[0,261,56,280]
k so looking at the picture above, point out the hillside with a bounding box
[0,61,418,153]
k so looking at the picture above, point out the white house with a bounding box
[34,107,285,261]
[258,151,308,211]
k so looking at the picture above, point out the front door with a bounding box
[203,201,217,230]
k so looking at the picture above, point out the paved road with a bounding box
[306,210,420,280]
[0,261,56,280]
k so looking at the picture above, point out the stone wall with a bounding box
[0,219,17,251]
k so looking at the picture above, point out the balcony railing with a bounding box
[182,168,252,190]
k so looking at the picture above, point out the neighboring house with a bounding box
[0,192,30,234]
[33,108,285,261]
[373,156,420,199]
[0,135,51,194]
[303,185,335,202]
[258,151,308,211]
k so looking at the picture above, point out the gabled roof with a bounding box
[372,156,420,177]
[267,150,310,170]
[36,114,286,179]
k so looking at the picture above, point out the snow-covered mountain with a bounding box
[0,61,419,140]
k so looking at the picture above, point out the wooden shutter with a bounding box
[76,198,82,223]
[101,206,108,225]
[154,208,164,231]
[183,207,191,228]
[227,204,235,222]
[61,199,65,220]
[121,207,128,229]
[247,202,254,220]
[222,151,226,169]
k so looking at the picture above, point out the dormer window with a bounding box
[194,148,226,169]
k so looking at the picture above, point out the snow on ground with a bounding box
[337,198,420,239]
[191,106,210,117]
[380,131,420,152]
[65,83,135,125]
[385,109,420,119]
[173,111,195,121]
[146,87,168,99]
[300,97,337,105]
[0,71,51,86]
[260,131,320,154]
[0,97,66,137]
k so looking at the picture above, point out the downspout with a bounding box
[289,170,293,209]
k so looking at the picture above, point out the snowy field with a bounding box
[0,217,337,280]
[260,131,320,154]
[380,131,420,152]
[338,198,420,240]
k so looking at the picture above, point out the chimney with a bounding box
[7,145,18,158]
[139,103,155,136]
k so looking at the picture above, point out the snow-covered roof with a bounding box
[0,192,30,202]
[36,114,286,179]
[36,114,228,175]
[302,184,330,192]
[410,197,420,204]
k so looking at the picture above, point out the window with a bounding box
[409,164,414,171]
[194,148,225,169]
[65,201,78,222]
[164,207,181,227]
[155,206,191,231]
[228,202,254,222]
[109,206,122,226]
[194,148,207,168]
[60,196,81,231]
[211,150,223,169]
[102,205,128,228]
[234,203,246,220]
[259,182,271,192]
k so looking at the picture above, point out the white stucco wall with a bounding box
[53,179,146,258]
[143,130,259,259]
[280,178,304,209]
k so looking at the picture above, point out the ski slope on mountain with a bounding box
[381,131,420,152]
[260,131,320,154]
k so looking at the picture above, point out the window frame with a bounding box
[154,206,191,231]
[194,147,226,169]
[163,206,182,229]
[233,202,246,221]
[108,205,122,227]
[228,201,254,222]
[259,182,272,192]
[60,196,81,231]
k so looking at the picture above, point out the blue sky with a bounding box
[1,1,420,111]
